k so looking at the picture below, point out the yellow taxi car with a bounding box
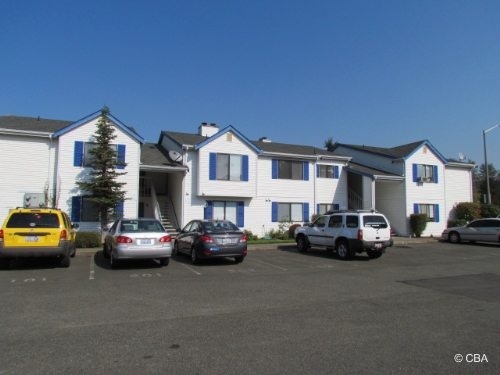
[0,208,78,268]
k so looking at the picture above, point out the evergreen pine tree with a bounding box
[77,107,127,229]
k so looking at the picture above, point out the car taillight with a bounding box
[0,229,3,240]
[159,235,172,243]
[358,229,363,241]
[60,229,68,240]
[201,235,213,243]
[117,235,133,243]
[240,234,247,243]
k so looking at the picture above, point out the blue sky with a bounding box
[2,0,500,167]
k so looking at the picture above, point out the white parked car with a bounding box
[103,218,173,268]
[441,218,500,244]
[294,210,393,259]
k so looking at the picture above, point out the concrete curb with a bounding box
[75,237,440,256]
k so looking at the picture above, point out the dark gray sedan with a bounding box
[441,218,500,244]
[174,220,247,264]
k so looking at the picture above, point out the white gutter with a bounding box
[0,128,52,138]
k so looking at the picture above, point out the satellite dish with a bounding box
[168,150,182,162]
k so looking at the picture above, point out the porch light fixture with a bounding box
[483,124,500,204]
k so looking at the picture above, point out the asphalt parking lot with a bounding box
[1,240,499,375]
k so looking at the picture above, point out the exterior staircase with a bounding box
[157,196,180,238]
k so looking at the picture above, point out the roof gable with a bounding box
[194,125,262,153]
[52,110,144,144]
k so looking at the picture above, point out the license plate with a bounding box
[219,238,235,245]
[25,236,39,242]
[137,239,153,245]
[374,243,383,249]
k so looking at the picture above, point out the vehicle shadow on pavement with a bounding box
[1,257,65,270]
[277,244,371,261]
[172,254,241,267]
[93,251,165,270]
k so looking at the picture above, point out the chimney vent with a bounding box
[199,122,219,137]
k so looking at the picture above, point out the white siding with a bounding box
[444,166,474,220]
[0,134,56,222]
[56,118,141,231]
[197,132,257,198]
[405,145,445,237]
[376,180,407,235]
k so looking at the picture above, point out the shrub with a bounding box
[453,202,481,222]
[288,223,302,239]
[243,229,258,241]
[409,214,428,237]
[75,231,101,248]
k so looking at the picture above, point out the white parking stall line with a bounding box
[179,263,202,275]
[250,258,288,271]
[89,256,95,280]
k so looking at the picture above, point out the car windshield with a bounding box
[6,213,60,228]
[120,220,164,232]
[204,221,239,232]
[363,215,388,228]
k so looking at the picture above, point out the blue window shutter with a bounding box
[204,201,213,219]
[272,159,278,179]
[74,141,84,167]
[71,196,81,222]
[115,201,124,218]
[272,202,278,222]
[412,164,418,182]
[303,162,309,181]
[334,166,339,179]
[433,166,438,183]
[242,155,249,181]
[303,203,310,222]
[316,204,320,214]
[434,205,440,222]
[316,165,320,178]
[333,203,340,211]
[413,203,419,214]
[209,153,217,180]
[237,201,245,227]
[117,144,126,169]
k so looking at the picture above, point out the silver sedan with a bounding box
[103,218,173,268]
[441,218,500,244]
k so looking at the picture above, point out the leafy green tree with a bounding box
[77,107,127,229]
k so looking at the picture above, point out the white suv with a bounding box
[294,210,393,259]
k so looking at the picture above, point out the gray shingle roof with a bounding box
[141,143,184,168]
[332,140,427,159]
[0,115,72,133]
[164,131,343,158]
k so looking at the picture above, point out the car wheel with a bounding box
[173,242,179,257]
[234,256,245,264]
[448,232,461,244]
[366,249,382,259]
[191,248,199,264]
[297,236,309,252]
[336,240,351,260]
[0,258,10,269]
[110,251,117,269]
[60,254,70,268]
[159,258,170,267]
[103,243,110,259]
